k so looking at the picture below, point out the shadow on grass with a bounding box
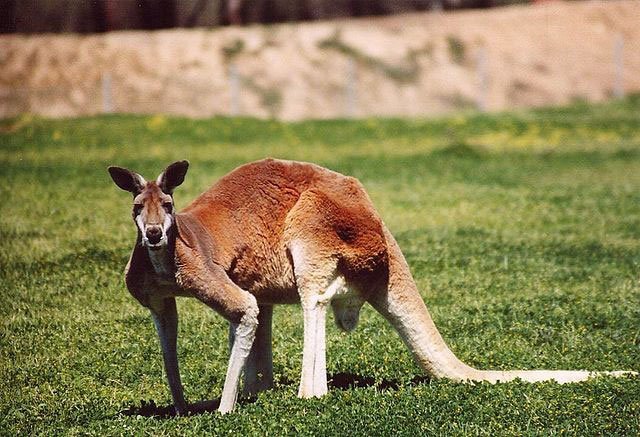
[120,397,255,418]
[120,372,431,418]
[329,372,431,391]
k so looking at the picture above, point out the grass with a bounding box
[1,96,640,435]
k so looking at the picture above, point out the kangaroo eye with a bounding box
[133,204,143,216]
[163,202,173,213]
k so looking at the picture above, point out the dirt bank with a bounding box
[1,0,638,120]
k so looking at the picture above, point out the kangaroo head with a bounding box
[108,161,189,251]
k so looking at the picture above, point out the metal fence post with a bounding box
[614,34,624,99]
[229,63,240,116]
[102,73,113,113]
[345,57,357,118]
[476,47,488,112]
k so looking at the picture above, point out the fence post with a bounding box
[476,47,488,112]
[613,33,624,99]
[102,73,113,113]
[229,63,240,116]
[345,57,357,118]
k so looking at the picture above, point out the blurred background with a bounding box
[1,0,638,119]
[1,1,539,31]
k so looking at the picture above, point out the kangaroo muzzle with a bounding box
[145,225,163,245]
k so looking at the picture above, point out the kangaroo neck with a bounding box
[143,226,177,278]
[148,245,174,277]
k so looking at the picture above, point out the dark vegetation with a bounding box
[1,0,531,34]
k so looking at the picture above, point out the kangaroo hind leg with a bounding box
[288,239,339,399]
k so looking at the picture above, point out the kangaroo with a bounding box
[108,158,634,414]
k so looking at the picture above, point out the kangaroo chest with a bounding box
[148,247,174,278]
[143,247,194,298]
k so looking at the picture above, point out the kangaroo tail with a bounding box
[367,226,636,384]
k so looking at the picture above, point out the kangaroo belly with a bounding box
[227,243,300,304]
[253,287,301,305]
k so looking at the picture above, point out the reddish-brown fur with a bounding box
[173,158,388,309]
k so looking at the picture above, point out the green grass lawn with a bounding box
[2,97,640,435]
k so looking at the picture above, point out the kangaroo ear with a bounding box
[157,160,189,194]
[108,166,146,194]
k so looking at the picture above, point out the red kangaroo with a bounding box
[108,158,635,414]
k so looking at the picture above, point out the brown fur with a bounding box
[169,158,389,306]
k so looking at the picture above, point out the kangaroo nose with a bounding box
[146,226,162,244]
